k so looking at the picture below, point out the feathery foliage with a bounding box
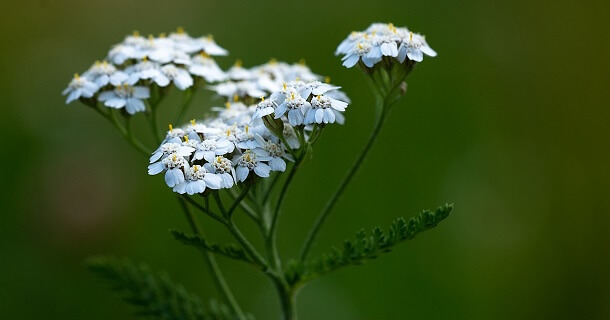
[170,230,255,266]
[286,204,453,285]
[87,256,250,320]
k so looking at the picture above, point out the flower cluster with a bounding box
[336,22,437,68]
[63,28,228,114]
[207,59,348,102]
[148,78,349,195]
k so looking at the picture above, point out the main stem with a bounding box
[299,93,391,262]
[176,197,245,319]
[275,281,297,320]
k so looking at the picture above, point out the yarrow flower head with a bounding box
[206,59,339,102]
[269,80,349,126]
[63,28,229,112]
[336,22,437,68]
[147,62,350,194]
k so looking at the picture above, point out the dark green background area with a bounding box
[1,0,608,319]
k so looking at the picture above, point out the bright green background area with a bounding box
[1,0,608,319]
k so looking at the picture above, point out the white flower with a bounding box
[160,64,194,90]
[304,94,348,125]
[269,83,299,105]
[163,125,186,142]
[212,102,252,125]
[107,71,131,86]
[282,124,300,149]
[150,142,195,163]
[251,97,277,121]
[336,31,366,55]
[325,88,351,104]
[204,156,236,188]
[83,60,117,87]
[141,36,176,63]
[184,119,222,138]
[189,53,226,82]
[125,59,168,86]
[98,83,149,114]
[397,32,437,63]
[255,74,282,93]
[108,44,136,65]
[274,92,310,126]
[63,73,98,104]
[296,81,341,99]
[193,137,235,162]
[226,61,253,80]
[164,50,193,66]
[172,164,222,195]
[195,36,229,56]
[377,35,400,57]
[337,23,437,68]
[147,152,188,188]
[342,41,382,68]
[123,32,147,47]
[366,23,397,35]
[168,29,201,53]
[234,125,261,149]
[209,81,266,99]
[234,150,271,182]
[253,135,293,172]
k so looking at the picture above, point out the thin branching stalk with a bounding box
[299,72,403,262]
[211,192,269,268]
[174,86,198,124]
[227,184,252,218]
[181,194,226,224]
[105,108,151,156]
[261,172,282,205]
[146,101,162,144]
[268,154,303,270]
[228,188,260,222]
[226,218,269,268]
[176,197,245,319]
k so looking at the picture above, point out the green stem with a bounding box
[226,218,269,268]
[176,197,245,319]
[228,188,260,223]
[267,156,302,270]
[261,172,282,205]
[211,193,269,268]
[106,108,151,156]
[299,93,393,262]
[174,87,197,125]
[181,195,225,224]
[147,103,162,145]
[275,281,297,320]
[227,184,252,218]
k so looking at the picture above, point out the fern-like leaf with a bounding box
[87,256,249,320]
[170,230,255,266]
[286,203,453,285]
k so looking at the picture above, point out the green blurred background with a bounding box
[1,0,609,319]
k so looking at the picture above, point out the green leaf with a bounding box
[87,256,249,320]
[286,204,453,285]
[170,230,255,266]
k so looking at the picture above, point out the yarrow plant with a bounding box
[65,24,452,320]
